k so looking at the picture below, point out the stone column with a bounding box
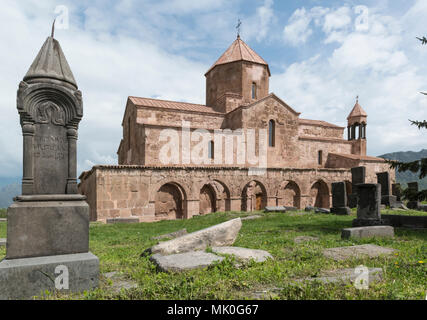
[229,197,242,211]
[66,126,78,194]
[22,123,35,195]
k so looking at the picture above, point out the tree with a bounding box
[386,36,427,188]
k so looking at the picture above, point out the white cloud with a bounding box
[274,2,427,156]
[283,8,313,46]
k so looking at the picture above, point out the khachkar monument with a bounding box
[0,31,99,299]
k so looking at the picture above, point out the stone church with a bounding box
[78,36,394,223]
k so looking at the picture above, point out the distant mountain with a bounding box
[0,183,21,209]
[379,149,427,190]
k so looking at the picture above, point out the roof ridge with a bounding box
[130,96,207,107]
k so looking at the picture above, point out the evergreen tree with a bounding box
[386,36,427,199]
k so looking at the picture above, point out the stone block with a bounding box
[151,229,188,241]
[145,218,242,256]
[407,201,420,210]
[332,182,347,208]
[341,226,394,239]
[211,247,273,263]
[0,252,99,300]
[330,207,351,215]
[323,244,397,261]
[381,195,397,207]
[264,206,286,213]
[150,251,224,273]
[295,268,383,285]
[0,239,6,247]
[351,167,366,185]
[376,172,391,196]
[354,184,382,226]
[348,194,358,209]
[6,200,89,259]
[106,217,140,224]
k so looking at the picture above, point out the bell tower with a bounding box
[347,97,367,156]
[205,36,271,113]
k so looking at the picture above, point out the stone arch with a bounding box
[241,180,267,212]
[155,182,187,220]
[211,179,231,212]
[310,179,330,208]
[199,184,217,215]
[277,180,301,208]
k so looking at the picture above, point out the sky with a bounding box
[0,0,426,183]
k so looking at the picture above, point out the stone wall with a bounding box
[79,165,354,223]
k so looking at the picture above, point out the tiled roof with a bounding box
[206,36,270,75]
[299,119,344,129]
[129,96,223,114]
[347,101,367,119]
[329,153,385,162]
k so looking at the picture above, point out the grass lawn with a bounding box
[0,210,426,300]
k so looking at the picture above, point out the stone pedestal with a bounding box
[6,196,89,259]
[381,195,397,208]
[0,252,99,300]
[407,201,420,210]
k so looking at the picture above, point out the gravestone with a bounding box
[392,183,401,202]
[0,34,99,300]
[330,182,351,215]
[352,184,384,227]
[407,182,420,209]
[376,172,397,207]
[348,167,366,208]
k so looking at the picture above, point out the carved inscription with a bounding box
[34,135,67,161]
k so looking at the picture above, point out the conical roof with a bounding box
[206,36,270,75]
[24,36,77,89]
[347,100,367,119]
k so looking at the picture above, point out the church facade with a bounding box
[78,36,394,222]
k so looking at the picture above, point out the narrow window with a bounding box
[252,83,257,100]
[208,141,214,159]
[128,117,131,150]
[269,120,275,147]
[318,150,323,165]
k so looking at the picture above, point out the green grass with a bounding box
[0,210,426,300]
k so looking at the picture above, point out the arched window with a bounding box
[269,120,275,147]
[208,141,214,159]
[318,150,323,165]
[252,83,257,100]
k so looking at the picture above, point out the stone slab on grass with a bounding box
[295,268,383,285]
[103,272,138,293]
[0,218,6,222]
[241,215,262,221]
[323,244,397,261]
[264,207,286,213]
[0,239,6,247]
[106,218,140,224]
[151,229,188,241]
[211,247,273,263]
[342,226,394,240]
[150,251,224,273]
[146,218,242,256]
[294,236,320,244]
